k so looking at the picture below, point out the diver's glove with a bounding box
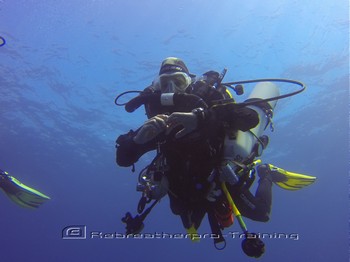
[133,114,168,144]
[166,111,199,139]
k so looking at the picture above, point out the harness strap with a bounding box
[207,208,226,250]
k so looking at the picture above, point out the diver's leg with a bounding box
[230,165,273,222]
[168,194,192,228]
[255,164,273,214]
[191,204,207,229]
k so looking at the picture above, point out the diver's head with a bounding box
[154,57,192,93]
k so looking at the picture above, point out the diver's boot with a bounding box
[256,164,274,182]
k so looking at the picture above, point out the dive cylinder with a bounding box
[223,82,280,162]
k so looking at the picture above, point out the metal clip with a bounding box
[265,109,274,132]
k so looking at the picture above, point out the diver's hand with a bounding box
[166,112,198,139]
[133,115,168,144]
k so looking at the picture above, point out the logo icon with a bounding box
[62,225,87,239]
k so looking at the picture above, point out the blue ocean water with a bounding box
[0,0,348,261]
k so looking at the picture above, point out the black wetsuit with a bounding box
[117,125,222,228]
[116,80,273,227]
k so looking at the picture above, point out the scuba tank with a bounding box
[220,82,280,184]
[227,82,279,162]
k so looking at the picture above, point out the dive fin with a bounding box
[186,225,200,242]
[0,172,50,208]
[268,164,316,191]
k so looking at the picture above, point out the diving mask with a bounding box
[156,72,192,93]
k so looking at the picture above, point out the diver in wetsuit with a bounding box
[116,57,316,257]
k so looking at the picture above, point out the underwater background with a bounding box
[0,1,348,261]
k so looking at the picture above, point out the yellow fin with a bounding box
[268,164,316,191]
[186,225,200,242]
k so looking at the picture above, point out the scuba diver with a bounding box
[115,57,316,257]
[0,168,50,208]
